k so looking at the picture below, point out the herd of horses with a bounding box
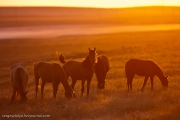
[10,47,168,104]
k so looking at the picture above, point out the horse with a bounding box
[34,61,75,99]
[125,59,168,91]
[10,63,28,104]
[95,55,109,89]
[57,48,97,96]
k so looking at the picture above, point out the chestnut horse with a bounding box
[95,55,109,89]
[34,61,75,99]
[10,63,28,104]
[125,59,168,91]
[57,48,97,96]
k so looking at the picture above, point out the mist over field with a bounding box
[1,7,180,39]
[0,6,180,120]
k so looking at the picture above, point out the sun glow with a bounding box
[0,0,180,8]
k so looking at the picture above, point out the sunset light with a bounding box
[0,0,180,8]
[1,0,180,119]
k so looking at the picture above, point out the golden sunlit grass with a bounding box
[0,30,180,119]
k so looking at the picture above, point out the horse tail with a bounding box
[34,62,39,86]
[56,51,66,64]
[125,62,129,85]
[34,62,37,67]
[15,67,23,94]
[34,62,40,99]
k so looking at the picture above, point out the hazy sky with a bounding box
[0,0,180,8]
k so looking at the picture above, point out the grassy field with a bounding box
[0,30,180,120]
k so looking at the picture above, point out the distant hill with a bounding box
[0,6,180,27]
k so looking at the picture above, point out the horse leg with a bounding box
[150,76,154,90]
[71,79,77,90]
[97,83,99,89]
[127,78,130,91]
[41,81,45,100]
[35,77,39,100]
[16,89,20,100]
[141,76,149,91]
[11,88,16,104]
[35,84,38,100]
[127,74,134,91]
[87,79,92,96]
[81,80,85,97]
[130,80,133,91]
[53,82,58,98]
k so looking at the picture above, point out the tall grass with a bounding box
[0,30,180,119]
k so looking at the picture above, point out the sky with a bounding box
[0,0,180,8]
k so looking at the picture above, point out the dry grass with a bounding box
[0,30,180,120]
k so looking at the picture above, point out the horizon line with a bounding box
[1,5,180,9]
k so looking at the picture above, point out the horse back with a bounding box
[63,60,82,79]
[11,63,28,90]
[64,60,94,80]
[51,63,67,83]
[34,61,54,82]
[125,59,159,76]
[99,55,109,73]
[95,55,109,77]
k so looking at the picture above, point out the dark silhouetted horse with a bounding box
[95,55,109,89]
[125,59,168,91]
[10,63,28,104]
[57,48,97,96]
[34,61,75,99]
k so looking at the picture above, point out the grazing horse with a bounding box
[95,55,109,89]
[10,63,28,104]
[34,61,75,99]
[57,48,97,96]
[125,59,168,91]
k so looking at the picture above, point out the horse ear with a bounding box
[73,91,76,98]
[56,51,58,55]
[89,47,91,51]
[94,47,96,51]
[56,51,60,58]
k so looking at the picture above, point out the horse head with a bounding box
[88,47,97,65]
[162,76,168,88]
[65,86,76,99]
[97,79,105,89]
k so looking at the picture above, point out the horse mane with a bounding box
[82,56,92,70]
[56,51,66,64]
[153,62,164,77]
[155,63,167,83]
[51,63,69,89]
[34,62,38,68]
[148,61,168,87]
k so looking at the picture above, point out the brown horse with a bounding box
[95,55,109,89]
[34,61,75,99]
[57,48,97,96]
[10,63,28,104]
[125,59,168,91]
